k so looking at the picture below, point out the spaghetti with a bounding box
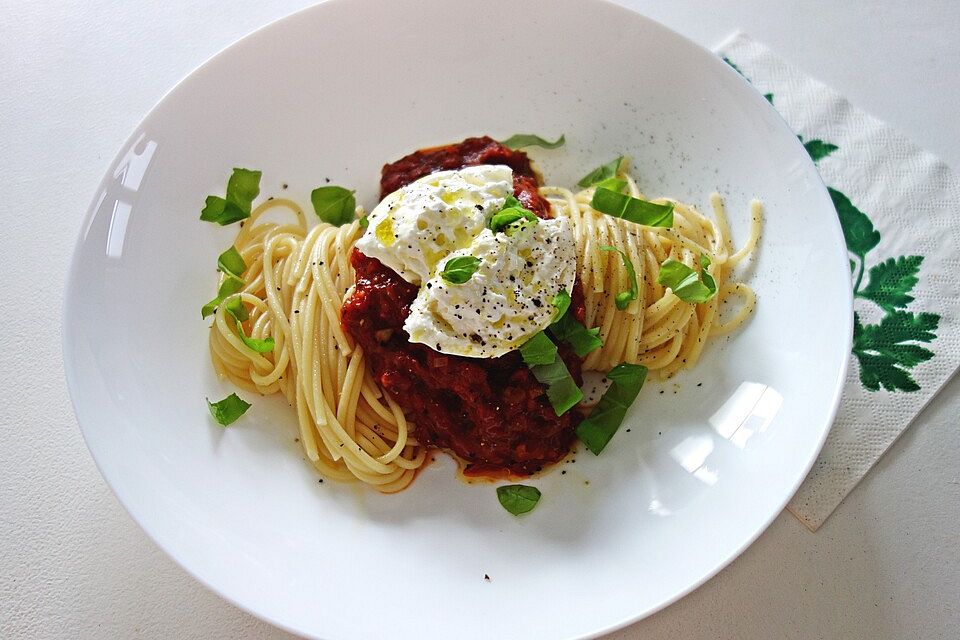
[209,199,425,492]
[207,166,761,492]
[543,175,761,377]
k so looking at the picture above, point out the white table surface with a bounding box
[3,0,958,638]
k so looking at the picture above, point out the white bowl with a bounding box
[64,0,851,638]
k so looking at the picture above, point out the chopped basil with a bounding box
[311,186,356,226]
[529,353,583,416]
[206,393,251,426]
[576,363,648,454]
[595,177,627,193]
[657,255,717,303]
[200,168,262,225]
[577,156,623,188]
[224,296,275,353]
[700,254,717,294]
[600,246,639,310]
[550,312,603,357]
[358,215,369,229]
[201,275,244,319]
[519,332,558,366]
[490,207,537,233]
[440,256,481,284]
[496,484,542,515]
[223,295,249,321]
[217,246,246,279]
[501,133,566,150]
[551,290,572,322]
[591,188,674,227]
[490,195,538,234]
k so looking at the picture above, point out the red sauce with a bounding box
[340,137,585,476]
[379,136,552,218]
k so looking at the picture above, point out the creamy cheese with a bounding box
[355,165,513,284]
[406,217,577,357]
[355,164,577,358]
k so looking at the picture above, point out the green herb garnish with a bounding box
[549,290,603,355]
[518,332,558,366]
[501,133,566,150]
[206,393,251,426]
[490,195,538,235]
[201,275,244,319]
[577,156,623,188]
[496,484,542,515]
[311,186,357,226]
[550,312,603,357]
[657,255,717,303]
[591,188,674,227]
[551,290,572,322]
[490,208,537,233]
[358,215,369,230]
[200,168,262,225]
[595,177,627,193]
[529,354,583,416]
[217,246,246,279]
[576,363,648,454]
[440,256,481,284]
[224,296,275,353]
[600,246,639,310]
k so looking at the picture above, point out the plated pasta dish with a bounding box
[200,135,761,514]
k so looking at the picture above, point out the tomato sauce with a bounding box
[341,137,583,476]
[379,136,552,219]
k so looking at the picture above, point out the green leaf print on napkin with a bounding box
[724,54,941,393]
[858,256,923,312]
[799,136,839,162]
[827,184,939,393]
[854,311,939,392]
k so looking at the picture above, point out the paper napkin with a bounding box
[715,33,960,531]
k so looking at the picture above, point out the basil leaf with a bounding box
[200,168,262,225]
[217,246,246,278]
[595,177,627,193]
[501,133,566,150]
[223,296,275,352]
[311,186,356,226]
[577,156,623,188]
[201,275,244,319]
[591,188,674,227]
[599,246,639,310]
[550,312,603,357]
[226,168,261,212]
[700,254,717,295]
[576,363,648,454]
[519,332,558,366]
[206,393,251,427]
[490,207,537,233]
[238,333,275,353]
[200,197,247,225]
[223,295,249,322]
[529,353,583,416]
[440,256,481,284]
[551,290,571,322]
[657,257,717,303]
[490,196,538,234]
[496,484,542,515]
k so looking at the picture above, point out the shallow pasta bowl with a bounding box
[63,0,852,638]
